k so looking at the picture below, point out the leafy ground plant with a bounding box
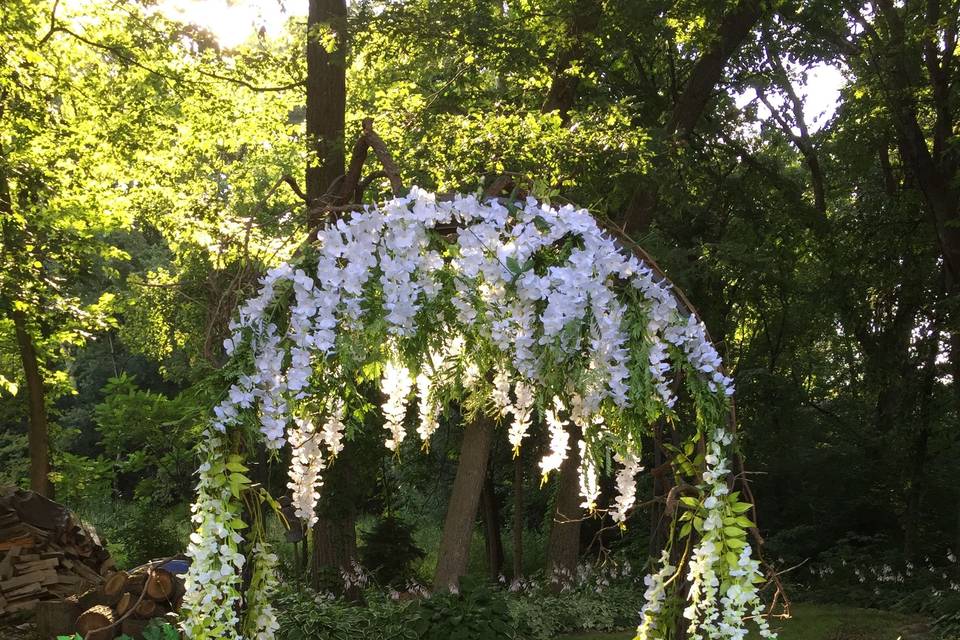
[58,619,180,640]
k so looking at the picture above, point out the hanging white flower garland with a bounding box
[184,188,769,640]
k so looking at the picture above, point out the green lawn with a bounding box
[559,603,930,640]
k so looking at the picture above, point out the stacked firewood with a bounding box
[69,566,184,640]
[0,488,113,615]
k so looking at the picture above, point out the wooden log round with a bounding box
[125,572,148,594]
[102,570,128,604]
[145,568,175,601]
[76,604,115,640]
[134,598,158,619]
[115,591,133,617]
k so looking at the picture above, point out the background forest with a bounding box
[1,0,959,638]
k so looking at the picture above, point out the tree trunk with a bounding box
[540,0,601,124]
[649,421,671,558]
[434,415,494,591]
[902,328,938,560]
[479,471,504,581]
[12,308,51,497]
[305,0,347,221]
[512,454,524,580]
[311,511,359,594]
[306,0,352,587]
[621,0,763,236]
[544,425,582,593]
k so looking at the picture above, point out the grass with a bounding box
[558,602,930,640]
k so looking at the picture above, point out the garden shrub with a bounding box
[408,577,514,640]
[360,515,425,587]
[273,564,645,640]
[274,588,419,640]
[508,583,642,639]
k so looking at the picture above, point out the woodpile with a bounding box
[0,487,113,616]
[66,565,185,640]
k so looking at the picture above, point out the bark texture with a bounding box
[305,0,347,221]
[512,454,524,579]
[12,307,50,497]
[622,0,763,236]
[544,425,583,593]
[434,415,494,591]
[480,471,504,581]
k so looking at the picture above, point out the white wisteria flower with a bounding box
[187,187,773,639]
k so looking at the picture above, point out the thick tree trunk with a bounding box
[311,512,358,594]
[540,0,601,124]
[12,308,51,497]
[512,454,524,580]
[434,415,494,591]
[621,0,763,236]
[544,425,582,593]
[305,0,347,221]
[305,0,352,586]
[479,471,504,581]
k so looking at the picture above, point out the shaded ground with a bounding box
[560,603,931,640]
[2,602,931,640]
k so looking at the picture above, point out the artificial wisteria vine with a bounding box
[183,188,772,639]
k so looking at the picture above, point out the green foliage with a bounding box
[274,589,419,640]
[73,498,188,568]
[57,619,180,640]
[507,584,642,640]
[93,374,204,504]
[0,429,28,487]
[409,578,514,640]
[360,515,426,587]
[272,569,647,640]
[103,500,187,567]
[49,451,114,507]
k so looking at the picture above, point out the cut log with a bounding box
[14,557,60,573]
[76,604,116,640]
[36,599,81,638]
[79,586,109,610]
[0,536,34,551]
[0,489,113,614]
[0,548,17,579]
[2,581,43,599]
[103,570,128,603]
[145,568,175,601]
[125,573,148,594]
[134,598,158,618]
[115,591,133,617]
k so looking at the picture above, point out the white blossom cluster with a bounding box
[636,550,677,639]
[610,446,644,524]
[539,396,570,477]
[638,429,775,640]
[577,439,601,512]
[243,543,280,640]
[381,356,414,451]
[507,379,535,453]
[287,415,326,523]
[189,188,764,638]
[182,432,246,640]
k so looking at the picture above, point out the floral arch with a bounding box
[181,186,777,640]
